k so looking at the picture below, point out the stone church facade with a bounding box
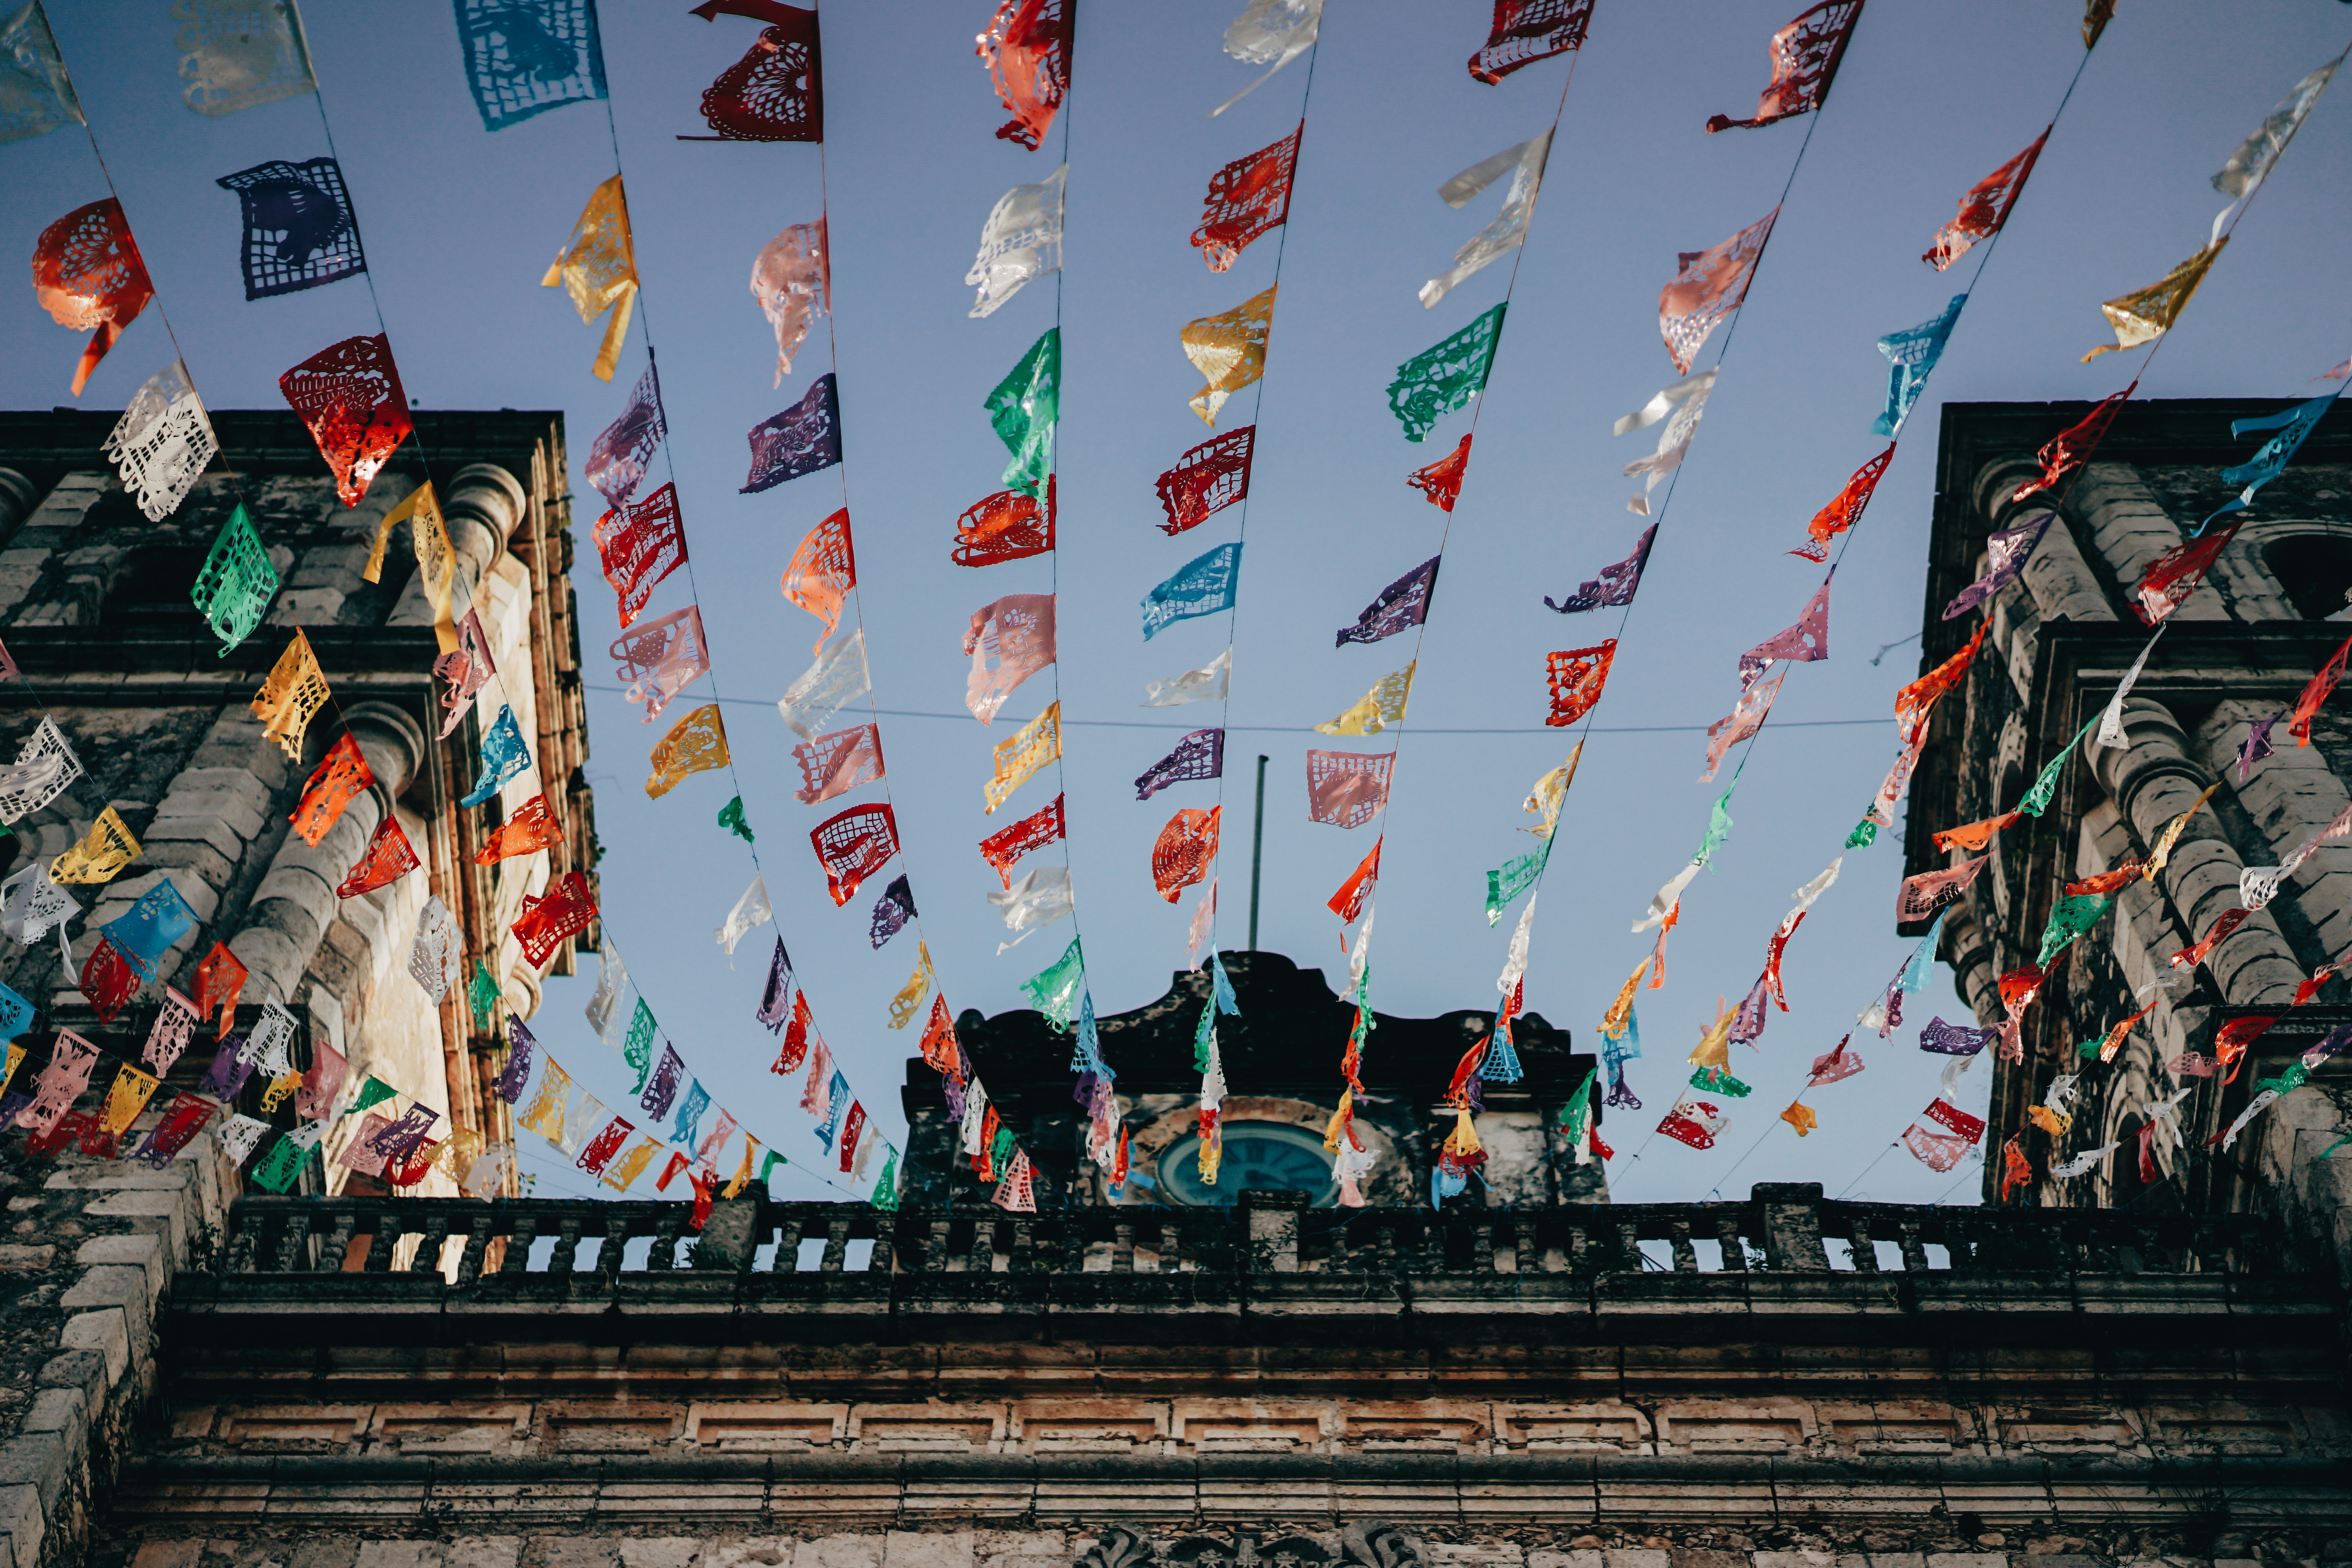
[0,407,595,1198]
[1904,398,2350,1253]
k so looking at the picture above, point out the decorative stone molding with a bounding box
[1074,1526,1422,1568]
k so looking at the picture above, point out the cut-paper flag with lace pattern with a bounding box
[2210,59,2339,241]
[1408,435,1472,513]
[889,944,934,1033]
[1700,670,1781,784]
[1144,544,1242,640]
[1897,853,1987,924]
[1615,369,1714,515]
[1306,750,1393,830]
[459,705,533,808]
[1547,526,1652,613]
[976,0,1070,149]
[194,942,244,1039]
[1941,514,2049,621]
[1468,0,1592,84]
[79,938,142,1025]
[1660,212,1773,374]
[513,872,596,968]
[50,807,139,886]
[0,0,82,146]
[1145,648,1230,707]
[2289,634,2352,750]
[2011,382,2133,507]
[1337,556,1437,647]
[337,814,419,898]
[280,334,412,506]
[1390,303,1504,443]
[989,330,1059,497]
[1791,446,1891,563]
[588,364,665,509]
[1656,1095,1727,1151]
[744,373,841,492]
[595,483,687,628]
[1021,938,1084,1028]
[716,873,772,958]
[1153,807,1219,903]
[776,630,868,742]
[141,990,201,1076]
[1738,576,1830,690]
[1182,289,1275,427]
[1873,295,1964,438]
[543,174,637,382]
[2133,522,2238,627]
[778,507,856,654]
[34,198,153,396]
[965,594,1056,724]
[432,609,495,737]
[991,865,1073,952]
[452,0,605,130]
[251,631,329,761]
[360,483,456,651]
[477,794,561,865]
[689,0,821,142]
[1545,642,1615,728]
[611,606,711,725]
[2202,390,2347,535]
[104,361,215,522]
[979,794,1064,886]
[1157,429,1254,535]
[1210,0,1321,117]
[647,703,729,799]
[1136,729,1223,800]
[1926,129,2047,271]
[216,157,364,300]
[1317,666,1412,738]
[955,482,1055,567]
[1704,1,1862,133]
[867,874,915,951]
[1195,127,1300,272]
[175,0,315,115]
[2083,240,2227,361]
[1420,130,1552,310]
[752,219,827,386]
[968,166,1064,319]
[792,723,882,807]
[408,895,461,1004]
[986,702,1060,813]
[810,803,898,907]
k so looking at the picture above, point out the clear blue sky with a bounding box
[9,0,2350,1208]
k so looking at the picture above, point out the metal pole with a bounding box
[1248,755,1268,950]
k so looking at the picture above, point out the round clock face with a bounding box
[1155,1121,1338,1208]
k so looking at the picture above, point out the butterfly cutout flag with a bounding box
[595,484,687,628]
[968,166,1065,318]
[965,594,1057,724]
[743,373,841,491]
[1305,750,1392,829]
[1660,213,1773,373]
[751,218,828,384]
[1420,130,1553,309]
[2084,241,2228,361]
[976,0,1070,149]
[1389,304,1505,442]
[1337,557,1438,647]
[513,872,597,967]
[986,702,1061,813]
[810,804,898,907]
[689,0,821,142]
[279,334,411,506]
[543,175,637,382]
[792,723,883,806]
[868,874,916,950]
[1704,1,1863,133]
[647,703,730,799]
[104,361,217,522]
[1136,730,1224,801]
[988,330,1060,497]
[1545,642,1615,728]
[1547,526,1653,613]
[1152,808,1220,902]
[0,1,81,145]
[1144,545,1242,640]
[587,364,665,509]
[716,873,773,958]
[217,157,364,301]
[1157,428,1254,534]
[1182,288,1276,426]
[1468,0,1593,84]
[1407,435,1472,513]
[1211,0,1323,117]
[33,198,153,395]
[1738,576,1831,689]
[979,794,1064,885]
[1318,666,1413,737]
[1195,127,1301,272]
[1874,295,1964,438]
[1616,370,1715,515]
[455,0,606,130]
[1926,129,2048,271]
[956,483,1056,566]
